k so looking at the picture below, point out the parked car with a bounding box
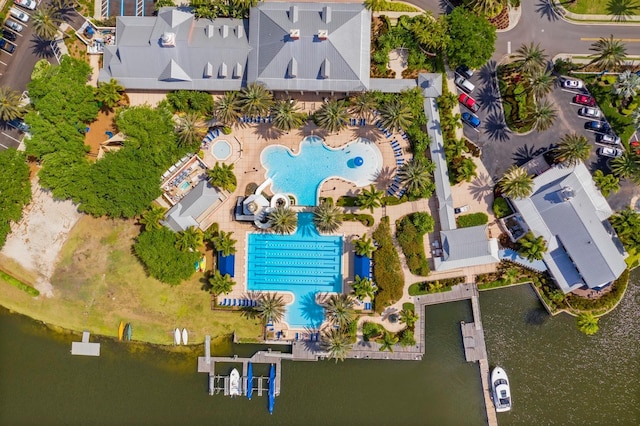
[573,94,596,107]
[454,205,470,214]
[563,79,584,89]
[598,147,623,158]
[578,107,601,119]
[9,8,29,23]
[455,76,475,93]
[456,65,474,79]
[0,39,15,54]
[585,120,610,133]
[458,93,479,112]
[7,118,29,132]
[14,0,36,10]
[1,30,17,41]
[5,20,23,33]
[596,134,621,145]
[461,112,481,128]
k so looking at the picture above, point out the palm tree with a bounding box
[378,330,399,352]
[267,206,297,234]
[32,7,61,40]
[398,160,435,197]
[356,185,383,213]
[321,328,352,362]
[176,112,206,148]
[213,91,241,126]
[363,0,384,11]
[314,99,350,133]
[517,231,548,261]
[378,99,413,133]
[322,293,356,330]
[210,230,237,256]
[610,208,640,248]
[351,275,376,301]
[399,308,419,328]
[589,35,627,70]
[576,312,599,335]
[95,78,125,110]
[255,292,286,339]
[238,82,273,117]
[612,70,640,106]
[353,234,376,257]
[592,169,620,197]
[527,70,556,101]
[632,107,640,130]
[270,99,306,132]
[410,12,449,55]
[208,270,235,297]
[469,0,505,18]
[207,162,237,192]
[0,87,24,121]
[313,202,343,234]
[499,165,534,199]
[139,205,166,231]
[610,151,640,183]
[552,133,591,166]
[175,226,204,252]
[527,99,558,132]
[513,43,547,76]
[349,91,378,119]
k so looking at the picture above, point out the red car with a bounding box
[458,93,479,112]
[574,94,596,107]
[631,140,640,154]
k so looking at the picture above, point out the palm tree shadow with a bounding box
[374,165,396,188]
[483,113,512,142]
[477,61,498,87]
[535,0,560,21]
[469,173,495,202]
[351,126,381,142]
[607,0,640,21]
[512,144,537,166]
[299,291,325,329]
[477,83,502,115]
[438,0,454,13]
[30,37,55,59]
[252,124,282,141]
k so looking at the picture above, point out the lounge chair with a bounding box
[295,333,299,341]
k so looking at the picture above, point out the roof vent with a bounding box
[317,29,328,40]
[205,24,215,38]
[289,5,298,23]
[219,63,228,78]
[561,186,575,201]
[221,25,229,38]
[287,58,298,78]
[320,59,330,79]
[160,32,176,47]
[289,28,300,40]
[236,24,244,38]
[322,6,331,23]
[233,63,243,79]
[204,62,213,78]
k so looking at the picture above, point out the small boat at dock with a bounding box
[229,368,241,397]
[268,363,275,414]
[182,328,188,345]
[174,328,181,345]
[246,362,253,400]
[124,323,132,341]
[118,321,125,341]
[491,366,512,413]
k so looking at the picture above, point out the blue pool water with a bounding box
[179,180,190,191]
[246,213,343,328]
[261,136,382,206]
[211,140,231,160]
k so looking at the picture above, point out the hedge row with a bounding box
[457,212,489,228]
[372,217,404,313]
[0,270,40,297]
[408,276,466,295]
[396,214,432,276]
[343,213,375,227]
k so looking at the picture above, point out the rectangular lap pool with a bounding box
[246,213,343,328]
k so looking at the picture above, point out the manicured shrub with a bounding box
[0,270,39,296]
[222,126,232,135]
[408,276,466,295]
[343,213,374,227]
[372,217,404,312]
[399,328,416,347]
[457,212,489,228]
[336,196,358,207]
[362,321,384,341]
[492,197,512,219]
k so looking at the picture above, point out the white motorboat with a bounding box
[174,328,181,345]
[229,368,241,397]
[491,366,512,412]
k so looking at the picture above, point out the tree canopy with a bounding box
[445,7,496,69]
[0,149,31,248]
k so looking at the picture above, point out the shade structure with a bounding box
[217,252,235,277]
[354,254,371,279]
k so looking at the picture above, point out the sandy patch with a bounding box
[1,179,81,297]
[388,48,408,79]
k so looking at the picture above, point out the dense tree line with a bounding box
[0,149,31,248]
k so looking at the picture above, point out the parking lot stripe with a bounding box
[1,132,21,144]
[0,61,6,66]
[0,140,9,149]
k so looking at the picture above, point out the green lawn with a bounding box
[563,0,612,15]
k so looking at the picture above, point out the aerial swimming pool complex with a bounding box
[246,213,342,328]
[261,136,382,206]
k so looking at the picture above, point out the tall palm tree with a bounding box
[0,87,24,121]
[238,82,273,117]
[270,99,306,132]
[255,292,286,339]
[353,234,377,257]
[321,328,352,362]
[213,91,241,126]
[313,202,343,234]
[95,78,125,110]
[469,0,505,18]
[592,169,620,197]
[513,43,547,76]
[349,91,378,119]
[176,112,206,148]
[267,206,297,234]
[356,184,383,213]
[322,293,356,330]
[610,151,640,183]
[527,70,556,101]
[410,12,450,55]
[314,99,349,133]
[517,231,548,261]
[175,226,204,252]
[32,7,61,40]
[378,99,413,133]
[208,270,235,297]
[399,308,419,328]
[138,205,166,231]
[207,162,237,192]
[378,330,399,352]
[612,70,640,106]
[576,312,599,335]
[499,165,534,199]
[351,275,376,301]
[589,35,627,70]
[528,99,558,132]
[610,208,640,248]
[552,133,591,166]
[398,160,435,197]
[210,230,237,256]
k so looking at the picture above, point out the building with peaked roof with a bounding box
[509,162,627,293]
[162,180,222,232]
[433,226,500,271]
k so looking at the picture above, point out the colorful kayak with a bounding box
[124,323,132,341]
[268,364,275,414]
[182,328,188,345]
[118,321,125,341]
[174,328,181,345]
[199,256,206,272]
[246,362,253,400]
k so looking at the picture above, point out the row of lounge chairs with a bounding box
[219,298,257,307]
[349,118,367,126]
[238,115,272,124]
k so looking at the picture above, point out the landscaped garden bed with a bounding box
[396,213,434,276]
[497,63,535,133]
[372,217,404,313]
[408,276,466,295]
[457,212,489,228]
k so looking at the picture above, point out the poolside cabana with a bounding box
[218,252,235,278]
[353,254,371,279]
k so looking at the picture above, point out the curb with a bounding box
[550,0,640,26]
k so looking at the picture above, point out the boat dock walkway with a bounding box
[71,331,100,357]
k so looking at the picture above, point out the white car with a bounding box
[562,79,584,89]
[598,147,623,158]
[5,20,23,32]
[14,0,36,10]
[578,107,601,119]
[9,8,30,23]
[597,134,621,145]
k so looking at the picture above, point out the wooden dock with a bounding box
[71,331,100,357]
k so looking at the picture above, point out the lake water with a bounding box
[1,274,638,425]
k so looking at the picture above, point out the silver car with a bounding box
[598,147,623,158]
[5,20,23,33]
[578,107,601,119]
[9,8,29,23]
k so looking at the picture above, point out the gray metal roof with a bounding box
[418,73,442,98]
[162,180,220,232]
[433,226,500,271]
[369,78,417,93]
[511,163,627,292]
[99,9,250,91]
[247,3,370,92]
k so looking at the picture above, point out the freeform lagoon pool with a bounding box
[261,136,382,206]
[246,213,342,328]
